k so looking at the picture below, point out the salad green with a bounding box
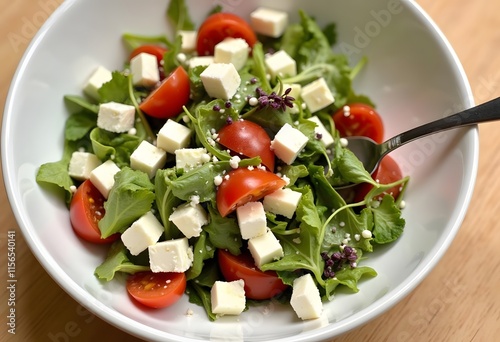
[36,0,409,320]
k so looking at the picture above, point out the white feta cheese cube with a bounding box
[97,102,136,133]
[301,78,335,113]
[248,230,283,268]
[169,202,208,238]
[157,119,192,154]
[265,50,296,78]
[175,147,208,171]
[250,7,288,38]
[179,30,197,52]
[68,151,101,181]
[236,201,267,240]
[271,123,309,165]
[130,52,160,88]
[83,66,112,100]
[211,280,246,316]
[188,56,214,69]
[200,63,241,100]
[214,38,249,70]
[290,273,323,320]
[307,116,334,147]
[89,159,120,199]
[130,140,167,179]
[148,238,193,273]
[263,188,302,219]
[121,211,164,255]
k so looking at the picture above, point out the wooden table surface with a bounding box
[1,1,499,341]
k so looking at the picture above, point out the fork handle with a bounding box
[382,96,500,154]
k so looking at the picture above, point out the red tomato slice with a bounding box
[332,103,384,143]
[353,155,404,202]
[69,180,119,244]
[139,66,190,119]
[126,271,186,309]
[218,120,275,171]
[129,45,168,79]
[196,13,257,56]
[218,249,288,300]
[216,168,286,217]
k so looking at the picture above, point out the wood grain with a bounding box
[1,0,499,341]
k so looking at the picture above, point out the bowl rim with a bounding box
[1,0,478,341]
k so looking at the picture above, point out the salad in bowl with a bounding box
[36,0,408,321]
[2,0,476,340]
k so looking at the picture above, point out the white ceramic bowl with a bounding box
[2,0,477,341]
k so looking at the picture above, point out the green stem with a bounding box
[128,75,156,142]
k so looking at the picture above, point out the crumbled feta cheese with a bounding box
[68,151,102,181]
[301,78,335,113]
[130,140,167,179]
[83,66,112,100]
[169,202,208,238]
[361,230,372,239]
[236,201,267,240]
[211,280,246,316]
[89,159,120,199]
[148,238,194,273]
[290,273,323,320]
[121,211,164,255]
[250,7,288,38]
[97,102,135,133]
[271,123,308,164]
[200,63,241,100]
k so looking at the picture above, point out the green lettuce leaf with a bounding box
[94,241,149,281]
[98,167,155,238]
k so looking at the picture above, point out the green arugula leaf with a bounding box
[65,111,96,141]
[90,128,141,168]
[98,71,130,104]
[204,204,242,255]
[186,282,216,321]
[99,167,155,238]
[186,231,215,280]
[260,186,326,286]
[336,148,375,185]
[94,241,149,281]
[64,95,99,114]
[154,168,184,240]
[370,195,405,244]
[36,138,79,204]
[323,266,377,297]
[166,0,195,31]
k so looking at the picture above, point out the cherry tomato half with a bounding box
[139,66,190,119]
[216,168,286,217]
[196,13,257,56]
[333,103,384,143]
[129,45,168,79]
[218,120,275,171]
[353,155,404,203]
[126,271,186,309]
[69,180,119,244]
[218,249,288,300]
